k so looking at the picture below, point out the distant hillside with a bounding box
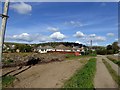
[4,42,86,48]
[32,42,86,48]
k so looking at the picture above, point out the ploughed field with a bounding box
[2,53,118,88]
[2,52,89,88]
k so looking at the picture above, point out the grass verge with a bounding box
[63,58,96,88]
[65,54,96,60]
[102,59,120,87]
[107,56,120,67]
[2,75,15,88]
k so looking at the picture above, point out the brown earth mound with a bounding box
[2,53,66,68]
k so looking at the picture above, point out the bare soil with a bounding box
[11,60,84,88]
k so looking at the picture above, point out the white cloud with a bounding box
[50,32,66,41]
[65,21,85,27]
[87,34,106,42]
[74,31,85,38]
[89,34,96,37]
[94,36,106,42]
[115,38,118,41]
[86,42,98,46]
[75,41,82,44]
[107,33,114,37]
[47,27,59,32]
[5,33,51,43]
[74,32,106,45]
[92,42,98,46]
[10,2,32,14]
[6,33,33,42]
[37,35,51,42]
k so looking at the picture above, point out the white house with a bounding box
[16,49,20,53]
[55,44,72,52]
[37,46,47,53]
[36,44,85,54]
[44,46,55,52]
[37,45,54,53]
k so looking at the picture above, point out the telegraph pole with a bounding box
[90,40,92,50]
[0,0,9,63]
[90,40,92,54]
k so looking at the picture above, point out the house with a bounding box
[35,44,85,55]
[72,46,80,52]
[3,44,7,49]
[55,44,72,52]
[43,45,55,52]
[37,46,47,53]
[16,49,20,53]
[36,45,54,53]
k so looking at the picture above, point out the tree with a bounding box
[107,45,112,50]
[112,42,119,53]
[15,44,32,52]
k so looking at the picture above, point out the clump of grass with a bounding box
[65,54,81,60]
[107,56,120,67]
[65,54,95,60]
[79,60,88,64]
[102,59,120,87]
[3,59,14,64]
[2,75,15,88]
[64,58,96,88]
[88,53,97,57]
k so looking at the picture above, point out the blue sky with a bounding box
[2,2,118,46]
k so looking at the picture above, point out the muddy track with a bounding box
[103,55,120,76]
[94,55,117,88]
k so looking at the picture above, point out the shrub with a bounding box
[107,50,114,54]
[2,75,15,88]
[96,49,107,55]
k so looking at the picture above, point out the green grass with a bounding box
[65,54,81,60]
[2,75,15,88]
[65,54,96,60]
[88,53,97,57]
[63,58,96,89]
[107,56,120,67]
[102,59,120,86]
[3,59,14,64]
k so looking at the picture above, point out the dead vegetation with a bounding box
[2,53,66,68]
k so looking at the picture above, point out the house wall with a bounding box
[38,49,47,53]
[56,49,64,51]
[64,50,71,52]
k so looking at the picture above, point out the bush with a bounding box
[107,56,120,67]
[96,49,107,55]
[107,50,114,54]
[2,75,15,88]
[3,59,14,64]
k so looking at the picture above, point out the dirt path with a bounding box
[94,55,117,88]
[103,55,120,76]
[12,60,83,88]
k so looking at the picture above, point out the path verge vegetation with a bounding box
[65,54,96,60]
[107,56,120,67]
[63,58,96,88]
[2,75,15,88]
